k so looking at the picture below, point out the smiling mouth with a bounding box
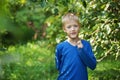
[71,32,76,34]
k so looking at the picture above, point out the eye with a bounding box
[67,25,71,29]
[73,25,78,27]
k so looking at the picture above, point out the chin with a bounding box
[68,34,78,39]
[70,36,78,39]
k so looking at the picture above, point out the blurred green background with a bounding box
[0,0,120,80]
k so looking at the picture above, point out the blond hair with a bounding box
[62,13,80,26]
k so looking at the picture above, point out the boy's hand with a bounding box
[77,40,83,48]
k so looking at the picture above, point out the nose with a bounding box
[71,26,75,30]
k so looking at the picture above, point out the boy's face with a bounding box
[63,20,80,39]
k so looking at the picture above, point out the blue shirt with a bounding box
[55,40,97,80]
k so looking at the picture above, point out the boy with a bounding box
[55,13,97,80]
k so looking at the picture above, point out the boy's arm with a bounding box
[55,45,61,71]
[78,41,97,70]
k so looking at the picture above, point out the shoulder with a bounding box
[81,39,91,47]
[56,41,67,49]
[81,40,93,51]
[81,39,90,44]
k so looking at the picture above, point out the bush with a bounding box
[0,41,57,80]
[88,59,120,80]
[0,41,120,80]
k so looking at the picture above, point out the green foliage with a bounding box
[1,0,120,60]
[0,0,35,47]
[0,41,57,80]
[39,0,120,60]
[0,0,120,79]
[88,58,120,80]
[0,41,120,80]
[80,0,120,60]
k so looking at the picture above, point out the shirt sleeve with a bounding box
[78,41,97,70]
[55,45,62,70]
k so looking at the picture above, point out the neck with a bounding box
[67,37,80,45]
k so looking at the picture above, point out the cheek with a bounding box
[63,27,69,32]
[77,27,80,31]
[64,29,69,33]
[74,27,80,31]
